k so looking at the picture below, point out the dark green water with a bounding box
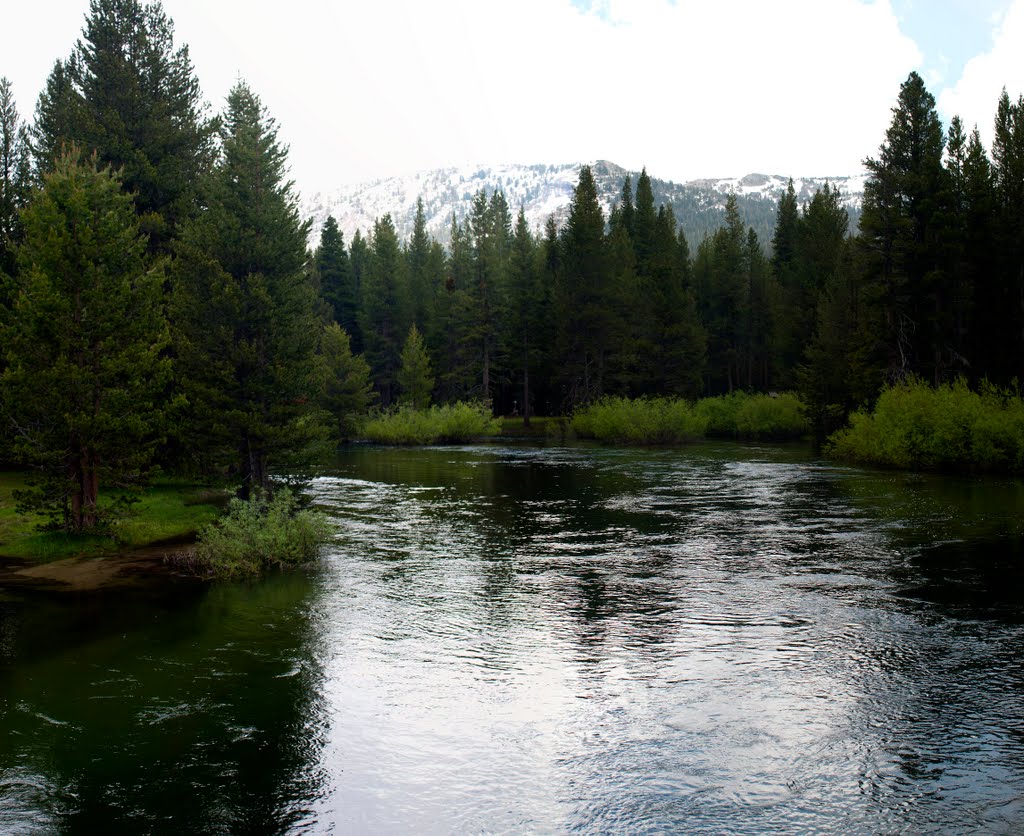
[2,442,1023,833]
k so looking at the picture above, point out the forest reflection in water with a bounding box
[1,441,1022,832]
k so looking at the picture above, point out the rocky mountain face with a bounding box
[301,160,866,248]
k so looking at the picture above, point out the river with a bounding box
[2,442,1023,832]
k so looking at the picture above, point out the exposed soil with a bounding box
[0,543,198,593]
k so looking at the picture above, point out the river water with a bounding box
[1,442,1023,833]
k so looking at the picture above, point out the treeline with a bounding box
[2,0,1024,532]
[313,71,1024,438]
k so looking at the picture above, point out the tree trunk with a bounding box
[68,447,100,532]
[522,342,531,428]
[482,342,490,405]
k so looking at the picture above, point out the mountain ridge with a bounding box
[300,161,866,248]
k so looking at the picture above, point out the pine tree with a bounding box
[0,78,31,282]
[29,59,80,182]
[508,207,542,423]
[0,154,169,531]
[406,196,436,334]
[315,216,357,333]
[317,322,374,440]
[397,324,434,409]
[171,82,322,497]
[465,189,509,406]
[360,214,407,407]
[434,215,476,402]
[557,165,612,406]
[649,205,705,396]
[348,229,369,354]
[770,179,802,384]
[695,193,747,393]
[860,71,952,384]
[992,89,1024,381]
[961,126,997,378]
[31,0,215,253]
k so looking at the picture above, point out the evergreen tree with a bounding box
[609,173,635,240]
[406,196,435,333]
[171,82,322,497]
[798,241,878,441]
[432,215,476,402]
[745,227,772,389]
[557,165,613,406]
[649,206,705,396]
[860,71,952,384]
[29,59,80,182]
[397,324,434,409]
[0,155,169,531]
[360,214,407,407]
[695,193,747,393]
[992,89,1024,381]
[465,189,510,406]
[347,229,369,354]
[770,179,802,383]
[508,207,542,423]
[0,78,31,282]
[315,215,357,334]
[317,322,374,440]
[961,126,998,378]
[31,0,215,253]
[632,168,657,275]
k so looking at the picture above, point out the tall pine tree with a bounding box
[171,82,322,496]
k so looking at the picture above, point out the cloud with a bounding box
[938,0,1024,140]
[4,0,922,194]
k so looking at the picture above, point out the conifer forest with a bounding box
[2,0,1024,532]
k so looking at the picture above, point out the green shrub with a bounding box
[827,378,1024,472]
[188,489,331,577]
[571,397,707,444]
[360,401,501,445]
[695,391,810,439]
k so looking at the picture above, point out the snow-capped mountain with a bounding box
[300,161,866,248]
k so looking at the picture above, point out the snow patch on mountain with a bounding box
[300,161,866,247]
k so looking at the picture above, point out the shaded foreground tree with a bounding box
[0,154,169,531]
[171,82,324,497]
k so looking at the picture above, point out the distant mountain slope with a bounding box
[301,161,866,249]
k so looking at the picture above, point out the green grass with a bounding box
[360,401,501,445]
[827,378,1024,472]
[0,472,226,563]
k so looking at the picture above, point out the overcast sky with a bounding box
[3,0,1023,198]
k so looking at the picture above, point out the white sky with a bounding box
[2,0,1023,198]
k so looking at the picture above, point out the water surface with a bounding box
[2,442,1023,832]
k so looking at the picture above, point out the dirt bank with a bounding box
[0,543,198,593]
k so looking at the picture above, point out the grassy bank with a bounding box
[360,401,501,445]
[827,378,1024,473]
[0,473,225,563]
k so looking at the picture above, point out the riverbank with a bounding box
[0,472,226,567]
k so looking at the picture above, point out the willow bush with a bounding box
[827,378,1024,472]
[360,401,501,445]
[188,489,331,577]
[694,391,810,439]
[571,397,707,444]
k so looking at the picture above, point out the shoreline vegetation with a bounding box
[0,474,225,564]
[5,379,1024,576]
[359,401,501,445]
